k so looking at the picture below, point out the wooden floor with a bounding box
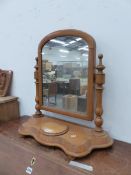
[0,116,131,175]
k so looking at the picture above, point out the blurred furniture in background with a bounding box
[0,96,19,122]
[42,60,52,72]
[80,85,87,95]
[63,94,77,112]
[0,69,13,97]
[69,79,80,95]
[57,81,69,95]
[0,70,19,122]
[77,95,87,113]
[43,82,57,104]
[48,82,57,104]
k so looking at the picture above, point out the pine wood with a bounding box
[0,117,131,175]
[19,116,113,158]
[33,57,42,117]
[95,54,105,131]
[19,29,113,158]
[41,121,69,136]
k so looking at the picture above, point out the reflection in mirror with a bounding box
[42,36,88,114]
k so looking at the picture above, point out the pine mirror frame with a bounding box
[35,29,96,121]
[19,29,113,159]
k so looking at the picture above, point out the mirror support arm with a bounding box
[33,57,42,118]
[95,54,105,131]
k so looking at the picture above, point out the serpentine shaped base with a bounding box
[18,116,113,158]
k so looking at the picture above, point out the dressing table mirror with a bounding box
[19,29,113,158]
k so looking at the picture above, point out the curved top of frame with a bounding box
[38,29,96,52]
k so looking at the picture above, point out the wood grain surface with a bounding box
[19,116,113,158]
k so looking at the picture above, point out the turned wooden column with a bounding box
[33,57,42,117]
[95,54,105,131]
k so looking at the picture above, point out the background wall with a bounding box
[0,0,131,143]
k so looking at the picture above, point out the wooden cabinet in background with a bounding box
[0,96,19,122]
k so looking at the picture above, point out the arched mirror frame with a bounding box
[36,29,96,121]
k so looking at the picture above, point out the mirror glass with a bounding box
[42,36,89,114]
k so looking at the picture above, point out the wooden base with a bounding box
[0,117,130,175]
[18,116,113,158]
